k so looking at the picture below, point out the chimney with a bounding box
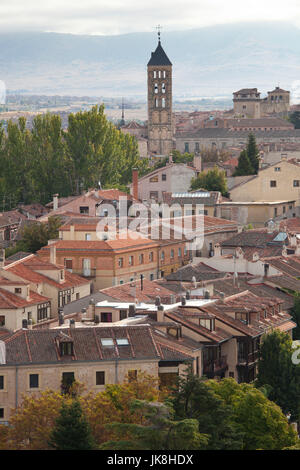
[28,319,33,330]
[157,304,164,322]
[69,319,75,328]
[155,296,161,306]
[181,296,186,306]
[53,194,59,211]
[281,153,287,161]
[204,290,210,299]
[89,299,96,319]
[94,314,100,324]
[219,292,225,303]
[186,290,191,300]
[132,168,139,201]
[129,304,136,317]
[50,245,56,265]
[193,154,202,172]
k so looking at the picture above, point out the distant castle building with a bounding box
[147,33,174,156]
[233,88,261,118]
[233,86,290,118]
[261,87,290,116]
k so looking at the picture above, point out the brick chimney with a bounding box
[132,168,139,201]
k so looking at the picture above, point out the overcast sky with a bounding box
[1,0,300,35]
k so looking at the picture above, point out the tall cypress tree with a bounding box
[234,149,254,176]
[246,133,260,174]
[48,400,95,450]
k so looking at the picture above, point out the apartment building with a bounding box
[0,322,193,423]
[2,254,91,317]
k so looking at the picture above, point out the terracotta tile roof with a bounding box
[38,237,159,253]
[200,291,294,338]
[2,325,163,365]
[167,215,239,235]
[280,218,300,233]
[267,256,300,277]
[100,279,178,304]
[0,288,50,309]
[211,276,295,310]
[166,262,228,282]
[4,255,89,289]
[164,309,232,344]
[221,229,282,248]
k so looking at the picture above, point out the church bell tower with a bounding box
[147,29,174,156]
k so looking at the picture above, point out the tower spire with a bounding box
[156,24,162,44]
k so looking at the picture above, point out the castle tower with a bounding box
[147,31,174,156]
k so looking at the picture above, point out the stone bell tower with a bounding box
[147,29,174,156]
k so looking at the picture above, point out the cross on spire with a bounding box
[156,24,162,43]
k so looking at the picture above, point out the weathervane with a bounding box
[155,24,162,43]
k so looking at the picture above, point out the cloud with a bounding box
[0,0,300,35]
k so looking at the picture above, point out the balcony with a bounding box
[203,355,228,378]
[238,350,259,365]
[82,267,97,278]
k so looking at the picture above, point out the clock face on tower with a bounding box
[147,36,174,156]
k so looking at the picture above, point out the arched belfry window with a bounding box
[158,71,161,78]
[162,83,166,94]
[162,98,166,108]
[155,98,159,108]
[154,83,158,94]
[153,71,157,78]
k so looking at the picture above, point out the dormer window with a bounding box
[56,332,74,357]
[60,342,73,356]
[235,312,248,324]
[199,318,215,331]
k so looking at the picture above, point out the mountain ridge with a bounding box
[1,21,300,99]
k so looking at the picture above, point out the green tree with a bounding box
[289,111,300,129]
[256,330,300,422]
[48,400,95,450]
[246,133,260,174]
[291,296,300,340]
[171,371,243,450]
[233,149,255,176]
[30,113,71,204]
[7,215,62,255]
[208,378,297,450]
[190,166,228,196]
[100,400,208,450]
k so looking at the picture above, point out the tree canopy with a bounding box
[256,330,300,423]
[190,166,228,196]
[0,105,146,208]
